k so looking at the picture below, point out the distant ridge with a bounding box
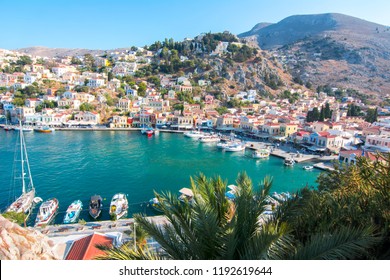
[239,13,390,96]
[238,22,273,38]
[239,13,390,49]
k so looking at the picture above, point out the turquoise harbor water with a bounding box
[0,130,321,225]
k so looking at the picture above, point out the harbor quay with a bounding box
[39,215,168,238]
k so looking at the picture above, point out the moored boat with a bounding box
[198,135,220,143]
[284,158,295,166]
[89,195,103,219]
[34,126,54,133]
[6,121,38,219]
[224,142,246,152]
[3,125,14,131]
[225,184,238,201]
[14,126,33,132]
[35,198,59,227]
[178,188,194,204]
[303,165,314,171]
[184,130,205,138]
[109,193,128,220]
[149,197,163,212]
[63,200,83,224]
[252,149,270,159]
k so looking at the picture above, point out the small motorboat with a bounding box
[284,158,295,166]
[149,197,163,212]
[252,149,270,158]
[14,126,33,132]
[109,193,128,220]
[224,143,246,152]
[225,184,238,201]
[303,165,314,171]
[35,198,59,227]
[198,135,220,143]
[178,188,194,204]
[184,130,205,138]
[34,126,54,133]
[63,200,83,224]
[89,195,103,219]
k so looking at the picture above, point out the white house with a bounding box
[365,135,390,152]
[74,111,100,125]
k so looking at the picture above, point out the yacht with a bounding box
[6,121,38,219]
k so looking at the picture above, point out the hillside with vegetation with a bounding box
[239,13,390,99]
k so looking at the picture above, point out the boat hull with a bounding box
[89,195,103,219]
[35,198,59,227]
[7,189,36,215]
[63,200,83,224]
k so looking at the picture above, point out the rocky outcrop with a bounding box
[0,215,59,260]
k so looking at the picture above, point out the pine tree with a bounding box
[324,103,331,119]
[319,106,325,121]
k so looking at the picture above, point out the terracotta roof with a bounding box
[297,130,310,136]
[65,233,113,260]
[339,150,380,161]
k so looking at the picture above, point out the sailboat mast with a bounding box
[19,120,26,194]
[23,129,34,191]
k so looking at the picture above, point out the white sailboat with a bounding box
[6,121,41,219]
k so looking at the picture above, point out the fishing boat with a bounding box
[34,126,53,133]
[303,165,314,171]
[224,142,246,152]
[89,195,103,219]
[109,193,128,220]
[6,121,39,219]
[178,188,194,204]
[284,158,295,166]
[252,149,270,159]
[34,198,59,227]
[63,200,83,224]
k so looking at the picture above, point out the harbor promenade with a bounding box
[245,141,338,165]
[39,215,168,238]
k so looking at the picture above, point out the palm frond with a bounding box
[290,226,381,260]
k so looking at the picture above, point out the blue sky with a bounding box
[2,0,390,50]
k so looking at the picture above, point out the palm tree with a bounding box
[98,172,381,260]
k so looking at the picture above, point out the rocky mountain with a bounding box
[238,22,273,38]
[0,215,59,260]
[14,46,106,57]
[239,13,390,97]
